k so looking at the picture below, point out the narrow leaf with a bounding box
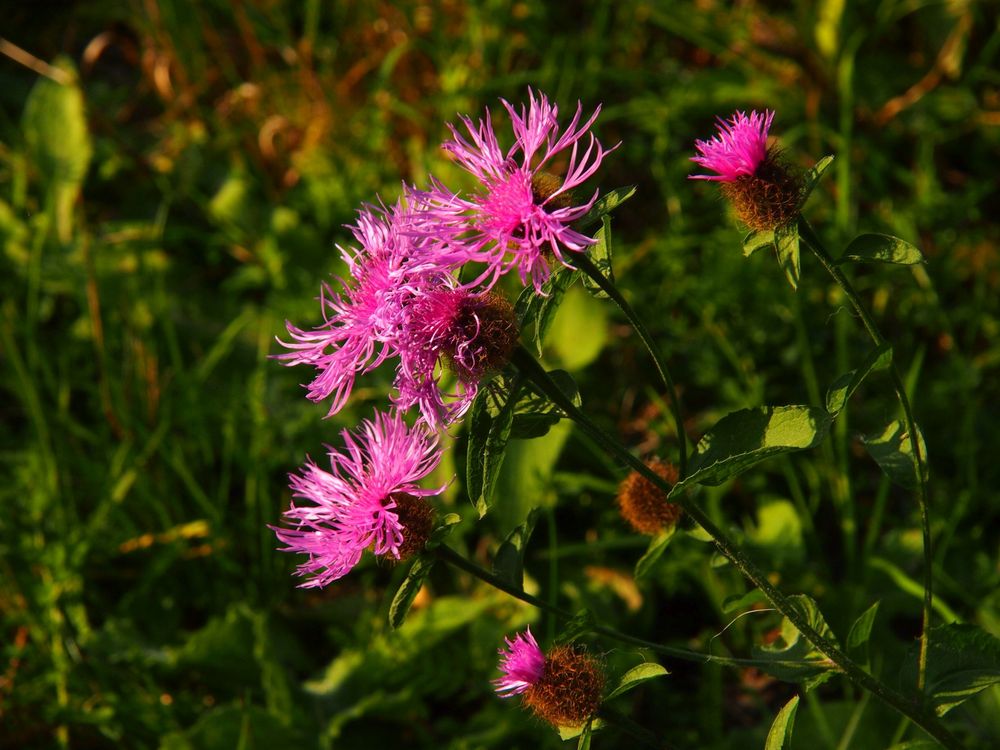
[467,386,517,518]
[846,601,880,666]
[900,624,1000,716]
[764,695,800,750]
[826,343,893,415]
[743,228,775,258]
[672,406,833,494]
[801,155,834,206]
[752,594,838,690]
[509,412,561,439]
[861,419,927,490]
[604,662,669,701]
[722,588,767,615]
[581,215,614,299]
[774,223,801,290]
[577,721,592,750]
[575,185,637,231]
[388,554,435,629]
[558,718,603,740]
[492,508,540,591]
[633,526,676,581]
[836,233,925,266]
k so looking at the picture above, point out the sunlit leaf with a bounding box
[801,155,834,206]
[836,233,925,266]
[604,662,669,701]
[752,595,838,690]
[634,526,676,581]
[862,420,927,489]
[743,228,775,258]
[425,513,461,549]
[775,223,801,290]
[847,601,880,666]
[467,382,519,517]
[575,185,637,231]
[388,553,435,629]
[901,624,1000,716]
[826,343,893,415]
[581,215,613,299]
[764,694,800,750]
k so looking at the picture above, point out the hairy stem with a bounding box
[510,346,957,749]
[798,218,933,695]
[569,252,689,478]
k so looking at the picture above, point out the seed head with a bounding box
[617,459,683,535]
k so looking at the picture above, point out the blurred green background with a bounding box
[1,1,998,748]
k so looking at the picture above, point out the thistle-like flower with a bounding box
[690,110,803,231]
[273,410,444,587]
[275,198,449,417]
[494,628,605,728]
[394,286,519,428]
[617,459,683,535]
[417,89,615,292]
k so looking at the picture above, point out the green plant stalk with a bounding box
[509,346,958,749]
[569,252,688,478]
[798,218,933,695]
[435,544,831,672]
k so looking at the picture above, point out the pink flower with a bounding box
[690,110,774,182]
[494,627,546,697]
[275,198,449,416]
[273,410,445,587]
[417,89,615,292]
[394,286,519,428]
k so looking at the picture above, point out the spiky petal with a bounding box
[494,627,546,697]
[689,110,774,182]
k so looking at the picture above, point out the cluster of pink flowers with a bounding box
[272,89,614,587]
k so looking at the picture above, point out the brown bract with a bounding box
[524,646,604,728]
[617,459,682,535]
[531,171,577,210]
[390,493,435,560]
[445,293,519,382]
[720,148,803,232]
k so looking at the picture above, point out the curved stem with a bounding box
[510,346,958,749]
[798,218,933,694]
[435,543,833,671]
[569,252,689,478]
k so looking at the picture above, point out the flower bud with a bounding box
[617,459,683,535]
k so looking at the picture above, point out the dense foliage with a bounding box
[2,2,999,748]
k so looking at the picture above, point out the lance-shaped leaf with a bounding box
[836,233,925,266]
[634,526,677,581]
[900,624,1000,716]
[764,695,800,750]
[862,419,928,489]
[575,185,637,231]
[604,662,670,701]
[801,155,834,206]
[492,508,540,591]
[774,223,801,290]
[826,343,893,415]
[388,553,435,629]
[744,228,775,258]
[467,383,518,518]
[516,267,580,356]
[846,601,880,667]
[581,215,614,299]
[671,406,833,494]
[751,594,838,690]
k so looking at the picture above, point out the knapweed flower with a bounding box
[273,410,444,587]
[417,89,615,292]
[394,286,519,428]
[617,459,683,535]
[494,628,605,728]
[275,197,449,417]
[690,109,803,231]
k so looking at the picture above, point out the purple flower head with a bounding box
[273,410,445,587]
[690,110,775,182]
[417,89,616,292]
[494,627,546,697]
[394,285,519,429]
[275,197,450,416]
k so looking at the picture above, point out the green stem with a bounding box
[798,218,933,695]
[569,252,688,478]
[510,346,958,749]
[435,544,822,672]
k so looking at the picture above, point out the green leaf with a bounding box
[23,60,91,188]
[743,228,775,258]
[861,419,927,490]
[466,383,518,517]
[425,513,461,549]
[576,721,593,750]
[801,155,834,206]
[836,233,925,266]
[492,508,540,590]
[554,609,597,646]
[581,216,614,299]
[544,286,608,370]
[826,343,893,415]
[764,695,800,750]
[516,267,580,356]
[604,662,669,701]
[558,718,603,740]
[575,185,637,231]
[752,594,838,690]
[900,624,1000,716]
[672,406,833,494]
[721,588,767,615]
[388,553,435,629]
[774,223,801,290]
[506,369,580,439]
[847,601,880,666]
[633,526,677,581]
[509,411,561,439]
